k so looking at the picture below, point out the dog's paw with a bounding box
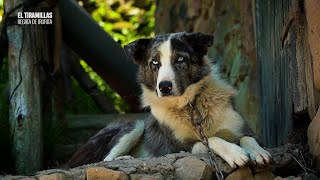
[221,143,250,169]
[208,137,250,169]
[240,136,272,166]
[191,142,207,154]
[247,146,271,166]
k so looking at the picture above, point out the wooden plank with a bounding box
[6,2,47,174]
[255,0,292,147]
[305,0,320,91]
[67,113,149,129]
[6,1,54,174]
[294,14,320,119]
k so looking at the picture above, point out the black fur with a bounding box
[124,38,152,65]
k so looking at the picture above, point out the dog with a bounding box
[68,32,271,169]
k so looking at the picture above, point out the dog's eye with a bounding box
[177,56,185,63]
[152,59,159,65]
[151,58,159,66]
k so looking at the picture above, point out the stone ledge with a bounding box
[0,148,314,180]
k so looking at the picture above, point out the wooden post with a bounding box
[5,1,48,174]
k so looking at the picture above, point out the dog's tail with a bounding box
[66,120,144,168]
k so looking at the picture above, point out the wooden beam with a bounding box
[58,0,141,112]
[5,1,48,174]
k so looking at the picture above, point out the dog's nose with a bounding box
[159,81,173,94]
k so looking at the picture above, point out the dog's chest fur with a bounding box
[151,105,199,141]
[142,74,244,145]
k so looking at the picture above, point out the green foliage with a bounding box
[68,77,104,114]
[89,0,155,45]
[80,60,129,113]
[75,0,155,113]
[0,0,3,22]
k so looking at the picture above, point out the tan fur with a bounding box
[141,61,245,143]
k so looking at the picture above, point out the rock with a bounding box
[250,165,274,175]
[0,176,28,180]
[173,156,213,180]
[305,0,320,90]
[118,167,137,174]
[274,176,302,180]
[225,166,253,180]
[302,173,319,180]
[308,107,320,168]
[86,167,128,180]
[39,173,66,180]
[130,173,164,180]
[267,144,301,175]
[253,170,275,180]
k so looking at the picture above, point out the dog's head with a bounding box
[125,32,213,97]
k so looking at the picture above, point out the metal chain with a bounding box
[189,102,224,180]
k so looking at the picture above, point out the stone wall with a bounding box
[1,150,312,180]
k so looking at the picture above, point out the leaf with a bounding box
[112,21,133,30]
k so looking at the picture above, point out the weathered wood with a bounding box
[65,46,117,113]
[255,0,320,147]
[305,0,320,91]
[255,0,292,147]
[289,1,320,119]
[52,45,117,118]
[58,0,141,112]
[5,1,51,174]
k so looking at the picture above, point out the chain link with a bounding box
[189,102,224,180]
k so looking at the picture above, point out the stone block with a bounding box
[39,173,66,180]
[173,157,213,180]
[253,170,275,180]
[274,176,302,180]
[130,173,164,180]
[86,167,128,180]
[226,166,253,180]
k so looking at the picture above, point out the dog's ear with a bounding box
[184,32,214,57]
[124,38,151,65]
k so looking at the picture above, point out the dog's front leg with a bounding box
[240,136,271,166]
[192,137,250,168]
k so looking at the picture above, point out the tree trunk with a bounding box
[5,1,50,174]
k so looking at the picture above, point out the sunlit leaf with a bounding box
[112,21,133,30]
